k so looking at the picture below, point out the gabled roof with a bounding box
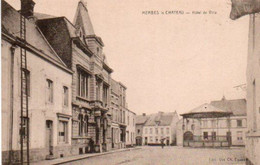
[73,1,95,36]
[144,112,178,126]
[2,0,67,68]
[210,97,246,116]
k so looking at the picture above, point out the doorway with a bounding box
[46,120,53,156]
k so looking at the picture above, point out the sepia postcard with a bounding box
[1,0,260,164]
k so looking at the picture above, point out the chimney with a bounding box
[21,0,35,18]
[142,113,146,116]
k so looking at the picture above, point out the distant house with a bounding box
[135,113,149,146]
[142,112,179,146]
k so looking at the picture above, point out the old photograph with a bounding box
[1,0,260,164]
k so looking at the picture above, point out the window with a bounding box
[211,120,216,128]
[127,116,130,125]
[155,128,158,134]
[237,120,242,127]
[149,136,153,142]
[77,69,89,98]
[102,85,108,106]
[145,128,148,134]
[96,81,101,100]
[150,128,153,134]
[212,132,216,141]
[19,117,29,143]
[161,128,164,134]
[47,79,53,103]
[58,121,68,143]
[203,132,208,140]
[138,129,140,134]
[63,86,68,106]
[203,120,208,128]
[226,120,231,128]
[23,70,30,96]
[166,128,169,134]
[155,137,158,143]
[78,114,88,136]
[237,131,243,141]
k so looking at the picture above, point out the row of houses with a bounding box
[1,0,136,164]
[135,97,247,148]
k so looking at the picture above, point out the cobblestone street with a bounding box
[61,146,245,165]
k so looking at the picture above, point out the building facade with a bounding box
[110,79,128,149]
[246,13,260,165]
[37,1,113,154]
[135,113,149,146]
[125,109,136,147]
[142,112,179,146]
[2,0,73,163]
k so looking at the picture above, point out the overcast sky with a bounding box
[6,0,249,115]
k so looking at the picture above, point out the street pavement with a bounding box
[61,146,246,165]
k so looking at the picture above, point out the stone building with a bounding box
[36,1,113,154]
[2,0,73,163]
[246,13,260,165]
[142,112,179,145]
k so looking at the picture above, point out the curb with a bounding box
[31,147,141,165]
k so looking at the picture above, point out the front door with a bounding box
[46,120,53,156]
[112,128,114,148]
[145,137,148,145]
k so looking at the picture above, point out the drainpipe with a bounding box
[9,45,16,164]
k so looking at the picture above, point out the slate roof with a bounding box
[73,1,104,46]
[210,98,246,116]
[144,112,178,126]
[111,79,120,95]
[34,12,56,19]
[136,115,150,125]
[2,0,66,67]
[181,103,233,118]
[73,1,95,35]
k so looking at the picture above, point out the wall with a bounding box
[2,39,72,163]
[142,126,172,144]
[246,13,260,165]
[125,110,136,147]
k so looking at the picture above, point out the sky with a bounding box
[6,0,249,115]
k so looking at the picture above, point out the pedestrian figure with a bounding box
[160,139,164,149]
[89,138,94,153]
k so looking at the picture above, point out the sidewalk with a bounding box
[31,147,141,165]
